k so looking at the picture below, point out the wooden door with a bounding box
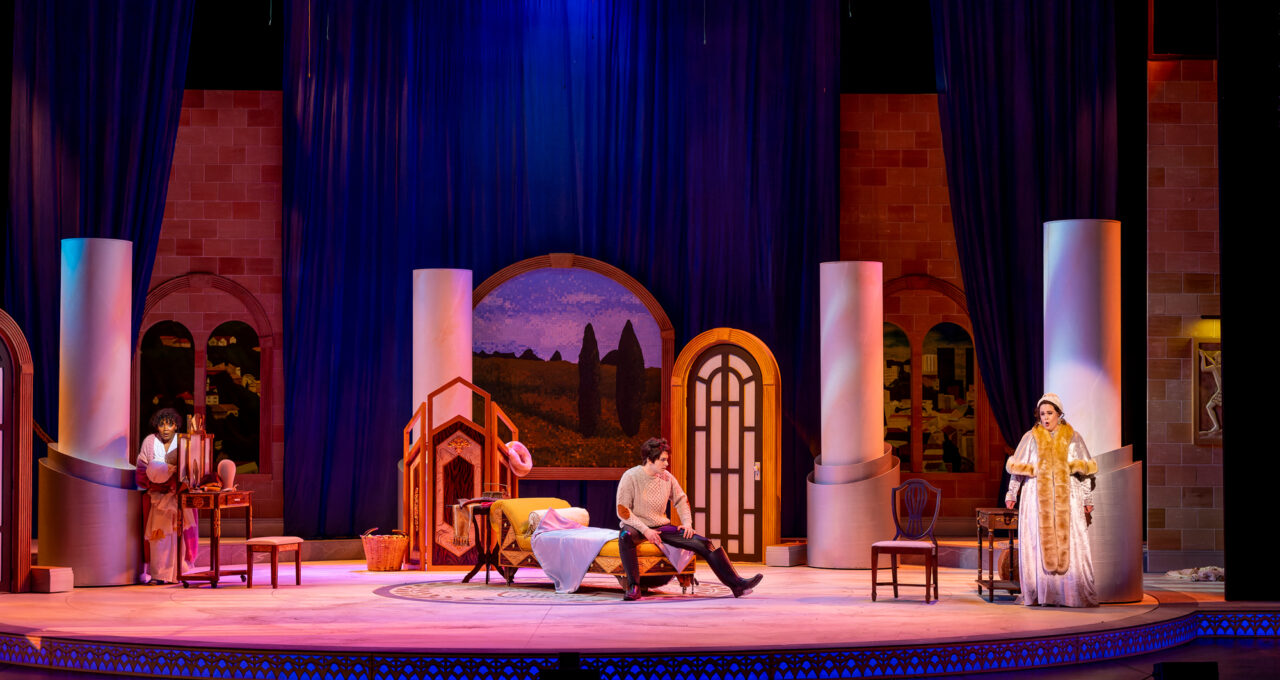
[686,345,764,561]
[1,335,11,589]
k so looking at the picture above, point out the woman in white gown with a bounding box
[1004,393,1098,607]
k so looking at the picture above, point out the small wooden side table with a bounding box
[461,501,498,584]
[179,489,253,588]
[975,507,1019,602]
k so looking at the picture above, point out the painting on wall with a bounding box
[883,323,912,471]
[921,322,976,473]
[1193,338,1222,447]
[473,267,664,470]
[206,321,261,471]
[138,321,196,448]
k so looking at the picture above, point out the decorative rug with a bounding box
[376,574,731,605]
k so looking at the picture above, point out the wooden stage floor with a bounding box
[0,561,1272,679]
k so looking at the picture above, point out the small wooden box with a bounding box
[31,566,74,593]
[766,541,807,567]
[976,508,1018,531]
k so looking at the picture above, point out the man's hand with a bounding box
[642,528,663,546]
[676,525,695,539]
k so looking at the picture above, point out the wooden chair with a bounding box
[246,536,303,588]
[871,479,941,602]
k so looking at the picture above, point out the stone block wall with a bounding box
[840,93,1005,523]
[143,90,285,519]
[1145,60,1223,571]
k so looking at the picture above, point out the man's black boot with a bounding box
[706,547,763,598]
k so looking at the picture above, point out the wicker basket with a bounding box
[360,528,408,571]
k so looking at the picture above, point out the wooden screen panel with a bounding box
[431,421,484,565]
[687,345,763,561]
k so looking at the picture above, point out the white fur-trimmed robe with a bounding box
[1005,424,1098,607]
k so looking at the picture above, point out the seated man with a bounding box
[616,437,762,601]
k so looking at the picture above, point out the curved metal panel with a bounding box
[807,452,900,569]
[37,454,142,586]
[1091,446,1144,603]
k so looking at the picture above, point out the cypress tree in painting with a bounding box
[615,320,645,436]
[578,323,601,436]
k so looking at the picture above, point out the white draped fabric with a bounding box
[1006,427,1098,607]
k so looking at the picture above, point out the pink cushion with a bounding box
[246,536,303,547]
[872,540,934,549]
[533,508,587,535]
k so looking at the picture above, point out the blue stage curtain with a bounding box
[930,1,1117,462]
[283,1,837,537]
[3,0,195,443]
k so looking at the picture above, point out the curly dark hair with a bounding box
[149,407,182,431]
[640,437,670,463]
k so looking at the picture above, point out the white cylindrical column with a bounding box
[412,269,473,424]
[43,237,141,585]
[58,237,133,467]
[809,261,897,568]
[1044,218,1140,603]
[820,261,883,466]
[1043,219,1122,454]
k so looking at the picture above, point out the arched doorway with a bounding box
[672,329,780,562]
[0,308,34,592]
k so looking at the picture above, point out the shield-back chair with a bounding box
[871,478,941,602]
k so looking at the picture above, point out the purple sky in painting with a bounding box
[474,268,663,368]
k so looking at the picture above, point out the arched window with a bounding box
[136,274,274,476]
[883,275,986,476]
[922,322,976,473]
[883,323,912,471]
[206,321,261,471]
[138,321,196,446]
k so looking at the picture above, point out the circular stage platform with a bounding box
[0,562,1273,679]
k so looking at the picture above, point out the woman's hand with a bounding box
[677,525,695,539]
[1005,500,1015,510]
[1084,505,1093,514]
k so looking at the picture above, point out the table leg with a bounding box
[482,520,491,584]
[1010,530,1018,590]
[462,509,485,583]
[987,530,995,602]
[976,525,982,592]
[211,508,221,588]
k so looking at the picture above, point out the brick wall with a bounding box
[840,94,1005,523]
[144,90,285,519]
[839,95,957,284]
[1145,60,1222,571]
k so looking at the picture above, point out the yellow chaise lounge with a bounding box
[489,497,697,592]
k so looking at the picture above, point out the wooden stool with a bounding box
[245,536,303,588]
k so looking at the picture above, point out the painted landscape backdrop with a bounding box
[474,268,663,468]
